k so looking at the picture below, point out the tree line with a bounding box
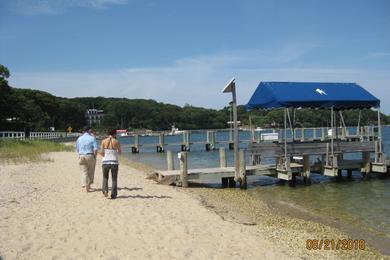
[1,64,389,132]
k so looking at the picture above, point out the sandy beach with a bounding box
[1,151,291,259]
[0,151,386,259]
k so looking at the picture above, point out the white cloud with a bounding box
[9,0,129,15]
[368,52,389,58]
[11,0,60,15]
[86,0,129,9]
[174,44,316,69]
[9,47,390,113]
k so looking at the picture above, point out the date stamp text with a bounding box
[306,239,365,250]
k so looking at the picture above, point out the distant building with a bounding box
[85,109,104,126]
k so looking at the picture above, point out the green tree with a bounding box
[0,64,10,89]
[0,65,14,129]
[1,65,388,132]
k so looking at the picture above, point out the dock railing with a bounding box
[0,131,26,140]
[0,131,81,141]
[29,132,81,140]
[122,125,380,153]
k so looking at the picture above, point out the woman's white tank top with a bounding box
[102,138,119,165]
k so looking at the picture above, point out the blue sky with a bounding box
[1,0,390,112]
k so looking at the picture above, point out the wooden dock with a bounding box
[156,163,303,181]
[156,163,303,184]
[152,129,389,188]
[118,125,387,188]
[155,158,390,187]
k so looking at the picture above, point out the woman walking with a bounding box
[99,129,122,199]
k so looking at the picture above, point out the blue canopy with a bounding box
[246,82,380,110]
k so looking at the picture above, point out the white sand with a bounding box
[0,152,293,259]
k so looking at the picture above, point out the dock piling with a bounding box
[337,169,343,179]
[156,133,165,152]
[321,127,325,141]
[179,152,188,187]
[221,177,236,188]
[362,151,371,178]
[221,177,228,188]
[303,155,311,185]
[341,127,346,140]
[347,169,353,179]
[167,150,174,170]
[181,131,190,151]
[206,131,216,151]
[206,131,211,151]
[132,134,140,153]
[239,149,247,189]
[219,147,227,168]
[289,173,296,187]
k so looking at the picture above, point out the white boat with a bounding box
[169,125,184,135]
[119,132,132,137]
[116,129,131,137]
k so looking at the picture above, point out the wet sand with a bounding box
[186,187,388,259]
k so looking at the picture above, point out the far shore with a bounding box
[0,149,387,259]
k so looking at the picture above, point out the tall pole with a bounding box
[222,78,240,182]
[229,105,233,141]
[284,108,287,169]
[377,108,382,153]
[331,106,334,158]
[232,84,240,182]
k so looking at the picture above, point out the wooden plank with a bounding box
[123,140,255,148]
[156,163,302,177]
[165,143,183,146]
[249,140,376,156]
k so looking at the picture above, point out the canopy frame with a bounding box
[247,81,385,176]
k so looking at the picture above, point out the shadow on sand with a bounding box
[116,195,172,199]
[89,187,142,193]
[118,187,143,192]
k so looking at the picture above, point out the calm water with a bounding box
[121,126,390,254]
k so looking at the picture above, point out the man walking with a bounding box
[76,126,98,192]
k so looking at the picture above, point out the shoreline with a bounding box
[0,150,388,259]
[124,155,388,259]
[185,187,386,259]
[266,193,390,256]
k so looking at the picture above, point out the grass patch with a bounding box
[0,139,74,163]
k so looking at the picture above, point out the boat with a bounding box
[116,129,131,137]
[168,125,184,135]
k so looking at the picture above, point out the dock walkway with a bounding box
[156,163,303,183]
